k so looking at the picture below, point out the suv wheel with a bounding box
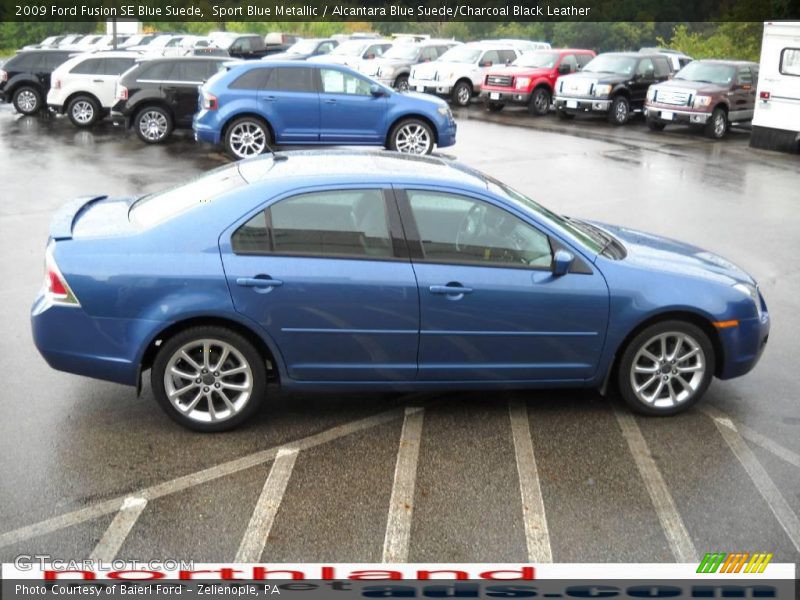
[451,80,472,107]
[617,320,714,416]
[225,117,270,159]
[528,87,551,116]
[394,75,410,92]
[388,118,434,155]
[135,106,173,144]
[67,95,100,128]
[608,95,630,125]
[151,326,266,432]
[647,119,666,132]
[705,107,728,139]
[13,86,42,115]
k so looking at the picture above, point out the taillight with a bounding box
[0,69,7,83]
[52,78,61,90]
[116,84,128,101]
[201,91,218,110]
[759,90,770,101]
[44,248,80,307]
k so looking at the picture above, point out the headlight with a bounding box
[693,95,712,109]
[515,77,531,90]
[646,86,657,102]
[594,84,612,97]
[733,283,762,319]
[437,106,451,117]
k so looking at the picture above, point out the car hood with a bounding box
[413,60,466,78]
[488,66,551,78]
[398,90,450,108]
[374,57,412,69]
[651,78,727,94]
[590,221,755,286]
[562,70,629,84]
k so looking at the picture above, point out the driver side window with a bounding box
[406,190,553,269]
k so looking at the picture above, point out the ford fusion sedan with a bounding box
[193,62,457,158]
[32,151,769,431]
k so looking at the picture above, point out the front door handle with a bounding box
[262,95,277,102]
[323,98,337,104]
[429,284,473,295]
[236,277,283,288]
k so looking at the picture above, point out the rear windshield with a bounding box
[129,164,247,227]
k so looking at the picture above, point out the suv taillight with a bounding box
[52,78,61,89]
[201,91,218,110]
[759,90,770,101]
[44,248,80,307]
[116,84,128,101]
[0,70,7,83]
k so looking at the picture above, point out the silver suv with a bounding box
[359,40,461,92]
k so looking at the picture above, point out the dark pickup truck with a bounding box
[194,33,298,60]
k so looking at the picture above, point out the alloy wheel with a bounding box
[229,121,267,158]
[614,100,628,123]
[533,90,549,114]
[16,90,38,113]
[629,332,706,409]
[394,123,431,154]
[71,100,94,125]
[163,339,253,424]
[456,84,471,106]
[138,110,168,142]
[713,113,726,137]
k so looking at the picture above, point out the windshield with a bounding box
[674,61,736,85]
[488,180,605,255]
[513,51,559,69]
[439,46,482,64]
[129,164,247,227]
[286,40,319,54]
[583,55,637,76]
[330,40,367,56]
[383,44,420,61]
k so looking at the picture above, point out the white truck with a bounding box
[750,21,800,153]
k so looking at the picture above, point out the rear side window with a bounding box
[103,57,136,75]
[780,48,800,76]
[230,68,271,89]
[5,53,40,70]
[174,61,211,82]
[232,189,393,258]
[70,58,104,75]
[265,67,315,92]
[43,53,71,69]
[136,61,177,81]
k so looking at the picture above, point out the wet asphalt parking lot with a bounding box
[0,102,798,566]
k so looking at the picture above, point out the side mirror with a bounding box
[552,249,574,277]
[370,83,385,97]
[558,63,571,74]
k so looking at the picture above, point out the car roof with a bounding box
[691,58,758,67]
[236,150,491,192]
[599,51,650,58]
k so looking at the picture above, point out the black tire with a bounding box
[134,105,173,144]
[704,107,728,139]
[394,75,410,92]
[224,116,271,160]
[486,102,504,112]
[647,120,666,132]
[12,85,43,115]
[607,95,630,125]
[151,326,267,432]
[617,320,715,417]
[556,109,574,120]
[67,95,101,128]
[528,87,551,116]
[451,80,472,107]
[387,117,434,155]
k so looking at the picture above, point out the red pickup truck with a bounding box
[480,48,596,115]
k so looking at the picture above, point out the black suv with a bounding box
[553,52,672,125]
[112,57,230,144]
[0,50,73,115]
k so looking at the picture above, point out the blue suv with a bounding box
[193,61,457,159]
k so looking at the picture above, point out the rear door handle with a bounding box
[324,98,337,104]
[236,277,283,288]
[429,284,473,295]
[92,79,104,83]
[262,95,277,102]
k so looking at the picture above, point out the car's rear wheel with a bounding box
[705,107,728,139]
[618,320,715,416]
[12,86,42,115]
[67,95,100,128]
[135,106,173,144]
[225,117,270,159]
[151,326,266,432]
[451,80,472,107]
[388,118,434,155]
[647,120,666,131]
[608,95,630,125]
[528,87,551,116]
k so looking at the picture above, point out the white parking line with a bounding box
[89,497,147,562]
[706,410,800,552]
[382,406,424,563]
[0,407,408,549]
[614,409,698,562]
[508,400,552,563]
[235,448,299,562]
[701,406,800,470]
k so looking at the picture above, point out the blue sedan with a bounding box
[31,151,769,431]
[193,61,457,159]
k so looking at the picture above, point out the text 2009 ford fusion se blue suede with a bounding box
[31,151,769,431]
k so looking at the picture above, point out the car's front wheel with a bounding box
[528,87,551,116]
[608,95,630,125]
[67,95,100,128]
[388,118,434,154]
[12,86,42,115]
[135,106,173,144]
[225,117,270,159]
[705,107,728,139]
[618,320,715,416]
[151,326,266,432]
[451,80,472,107]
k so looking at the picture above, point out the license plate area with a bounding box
[566,99,578,109]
